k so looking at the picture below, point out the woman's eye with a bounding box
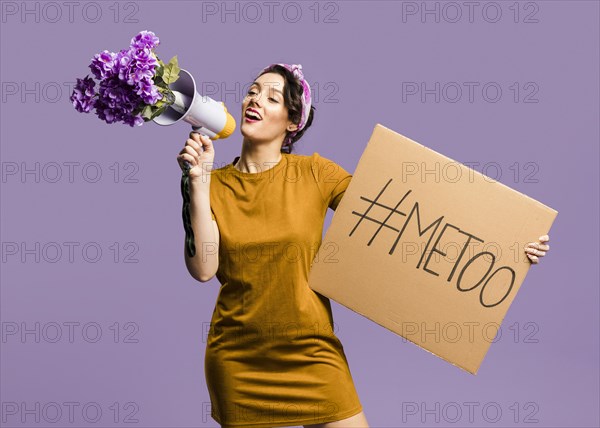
[246,90,277,102]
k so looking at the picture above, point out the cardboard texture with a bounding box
[308,124,558,374]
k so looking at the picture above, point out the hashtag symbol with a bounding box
[349,178,412,254]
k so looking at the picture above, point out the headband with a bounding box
[260,63,312,145]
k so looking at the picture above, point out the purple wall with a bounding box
[1,1,598,427]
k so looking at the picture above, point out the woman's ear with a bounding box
[287,123,299,133]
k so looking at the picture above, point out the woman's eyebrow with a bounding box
[251,81,283,96]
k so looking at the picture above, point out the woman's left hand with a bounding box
[524,234,550,264]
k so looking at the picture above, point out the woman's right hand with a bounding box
[177,132,215,181]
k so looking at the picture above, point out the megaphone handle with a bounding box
[181,126,215,258]
[181,168,196,258]
[182,160,193,174]
[182,127,200,258]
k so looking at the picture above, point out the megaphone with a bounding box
[153,68,237,171]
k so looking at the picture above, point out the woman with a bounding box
[176,64,551,428]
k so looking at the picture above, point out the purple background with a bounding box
[1,1,598,427]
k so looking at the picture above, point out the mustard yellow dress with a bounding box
[204,152,363,427]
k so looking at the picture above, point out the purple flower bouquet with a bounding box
[70,30,181,127]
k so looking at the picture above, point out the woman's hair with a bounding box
[256,65,315,154]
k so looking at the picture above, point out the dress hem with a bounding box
[211,404,363,428]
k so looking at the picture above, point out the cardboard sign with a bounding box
[308,124,558,374]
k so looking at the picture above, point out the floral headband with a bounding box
[260,63,312,145]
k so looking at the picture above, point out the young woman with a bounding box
[176,64,551,428]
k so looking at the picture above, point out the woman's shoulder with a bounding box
[286,152,326,175]
[286,152,349,188]
[287,151,335,167]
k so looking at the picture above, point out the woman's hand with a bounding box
[176,132,215,181]
[524,234,550,264]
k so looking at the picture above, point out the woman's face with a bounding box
[240,72,298,147]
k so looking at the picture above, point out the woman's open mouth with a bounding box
[245,109,262,123]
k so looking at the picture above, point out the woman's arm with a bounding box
[183,176,220,283]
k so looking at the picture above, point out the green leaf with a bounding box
[150,106,166,120]
[162,55,181,85]
[141,105,153,120]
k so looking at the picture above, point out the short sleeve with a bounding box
[310,152,353,211]
[208,174,218,221]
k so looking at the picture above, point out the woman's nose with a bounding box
[249,95,261,107]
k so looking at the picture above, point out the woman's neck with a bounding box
[234,142,283,173]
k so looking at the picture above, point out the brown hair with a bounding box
[256,65,315,154]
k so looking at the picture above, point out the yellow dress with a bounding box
[204,151,363,427]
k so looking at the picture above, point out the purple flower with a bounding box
[70,76,96,113]
[115,48,134,83]
[132,47,158,68]
[89,50,117,80]
[123,114,145,127]
[73,31,167,127]
[95,102,117,123]
[94,76,147,126]
[132,63,155,85]
[135,78,162,105]
[115,47,158,86]
[130,30,160,50]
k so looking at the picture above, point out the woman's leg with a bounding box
[303,410,369,428]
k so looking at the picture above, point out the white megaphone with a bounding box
[153,68,236,171]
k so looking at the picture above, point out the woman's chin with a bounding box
[240,124,262,139]
[239,126,252,138]
[240,129,260,143]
